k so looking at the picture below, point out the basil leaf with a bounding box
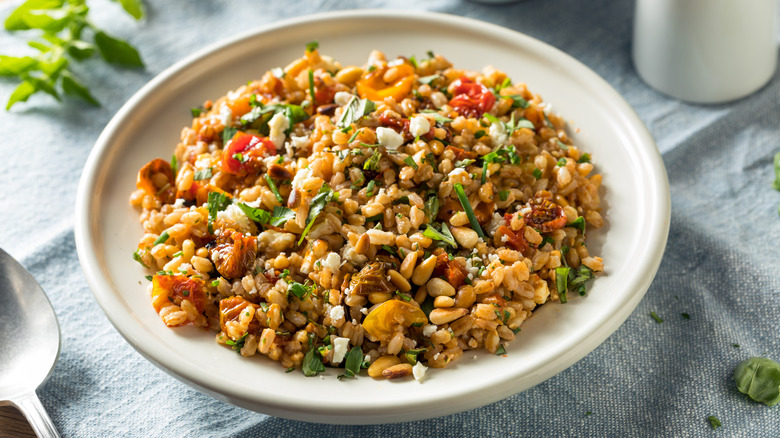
[6,80,36,110]
[222,127,238,144]
[299,183,336,244]
[418,74,439,85]
[207,191,231,233]
[570,216,586,236]
[0,55,38,76]
[422,223,457,249]
[337,96,375,129]
[193,168,212,181]
[420,110,452,124]
[555,267,569,303]
[734,357,780,406]
[507,94,529,109]
[424,195,440,223]
[302,346,325,376]
[338,346,364,380]
[117,0,145,20]
[94,31,143,67]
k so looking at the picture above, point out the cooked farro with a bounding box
[130,44,605,381]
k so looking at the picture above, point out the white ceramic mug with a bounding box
[633,0,778,103]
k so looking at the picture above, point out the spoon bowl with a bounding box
[0,248,61,437]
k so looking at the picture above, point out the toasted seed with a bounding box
[450,226,479,249]
[388,269,412,292]
[429,307,469,325]
[400,250,418,279]
[382,363,413,379]
[426,277,456,297]
[355,233,370,255]
[411,255,437,285]
[368,355,401,378]
[433,296,455,308]
[453,284,476,308]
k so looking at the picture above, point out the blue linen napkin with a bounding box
[0,0,778,436]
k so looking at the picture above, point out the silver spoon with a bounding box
[0,248,61,438]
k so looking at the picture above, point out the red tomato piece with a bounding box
[448,77,495,118]
[221,131,277,176]
[151,275,206,326]
[524,198,567,233]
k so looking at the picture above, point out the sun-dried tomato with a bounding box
[219,296,262,335]
[210,230,257,279]
[524,198,567,233]
[151,275,206,326]
[137,158,176,204]
[221,131,277,176]
[496,225,529,254]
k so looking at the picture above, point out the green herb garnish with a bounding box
[424,195,440,223]
[153,231,169,246]
[299,183,337,244]
[193,168,213,181]
[495,344,507,355]
[302,345,325,377]
[170,154,178,176]
[650,312,663,323]
[681,313,690,319]
[240,102,308,135]
[422,223,457,249]
[498,190,509,202]
[555,267,569,303]
[707,416,721,430]
[404,348,427,365]
[2,0,144,110]
[403,156,418,170]
[288,281,313,300]
[418,74,439,85]
[337,346,364,380]
[453,183,485,239]
[207,191,231,234]
[222,126,238,144]
[265,174,284,205]
[578,153,591,163]
[363,150,382,171]
[734,357,780,406]
[366,179,376,197]
[305,41,319,52]
[420,109,452,124]
[532,168,542,179]
[132,249,148,268]
[337,96,375,129]
[225,333,248,353]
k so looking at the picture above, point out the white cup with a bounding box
[633,0,778,103]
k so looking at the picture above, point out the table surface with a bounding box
[1,0,779,437]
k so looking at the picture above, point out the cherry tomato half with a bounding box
[221,131,277,176]
[448,77,495,118]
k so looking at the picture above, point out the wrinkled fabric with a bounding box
[0,0,778,436]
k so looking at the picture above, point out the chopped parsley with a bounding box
[532,168,542,179]
[420,109,452,124]
[499,190,509,202]
[404,348,427,365]
[288,281,313,300]
[305,41,319,52]
[495,344,507,355]
[403,156,418,170]
[578,153,591,163]
[225,333,248,353]
[190,106,204,117]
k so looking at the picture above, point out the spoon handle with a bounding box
[14,392,60,438]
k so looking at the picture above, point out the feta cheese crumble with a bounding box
[412,361,428,382]
[331,337,350,364]
[409,115,431,138]
[268,112,289,148]
[376,127,404,150]
[321,252,341,272]
[489,120,508,146]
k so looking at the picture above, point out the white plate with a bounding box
[75,10,670,424]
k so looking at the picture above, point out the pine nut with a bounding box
[434,296,455,308]
[411,255,437,285]
[368,355,401,378]
[388,269,411,292]
[400,251,418,278]
[382,363,413,379]
[453,284,476,308]
[355,233,370,255]
[429,308,468,324]
[426,277,456,297]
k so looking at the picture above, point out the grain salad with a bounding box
[129,43,605,381]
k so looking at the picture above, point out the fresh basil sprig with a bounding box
[1,0,145,110]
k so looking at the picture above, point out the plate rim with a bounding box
[75,9,670,424]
